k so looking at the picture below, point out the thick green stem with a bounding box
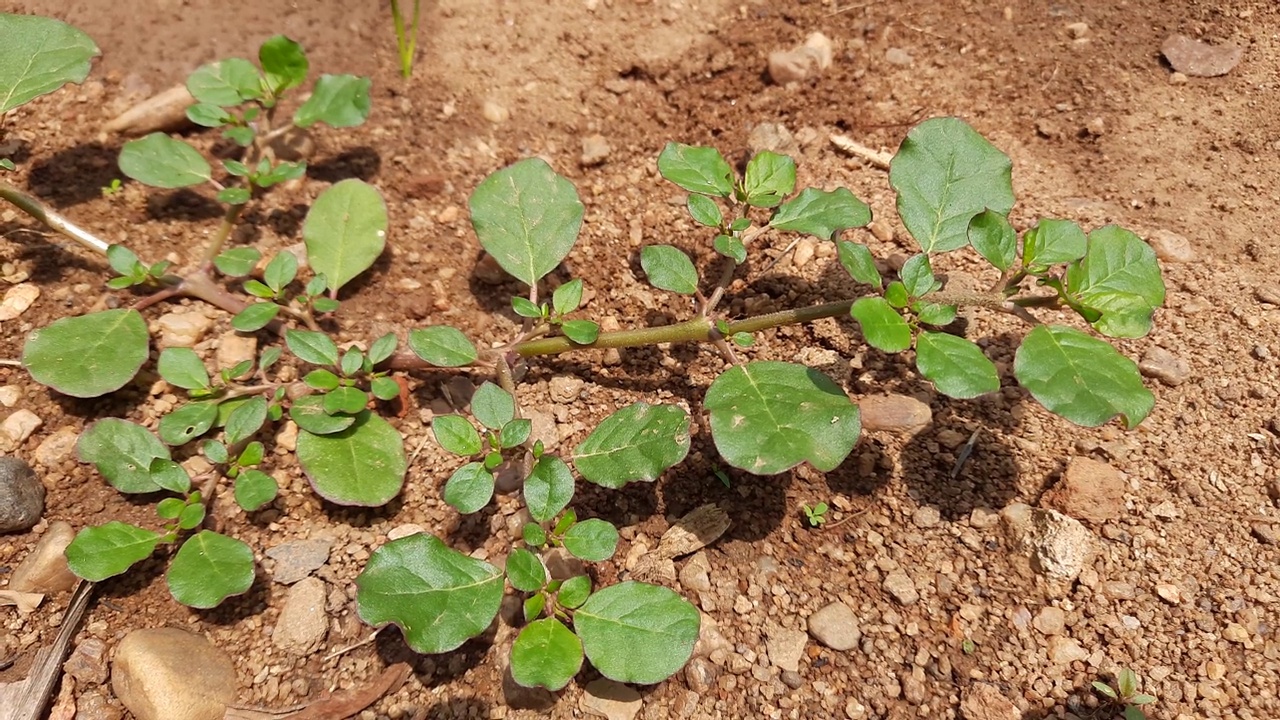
[0,180,111,255]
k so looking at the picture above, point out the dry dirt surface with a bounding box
[2,0,1280,719]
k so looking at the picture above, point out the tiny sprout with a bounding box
[801,502,829,527]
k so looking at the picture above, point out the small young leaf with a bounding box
[224,396,268,445]
[214,247,262,277]
[1117,668,1139,698]
[65,522,161,581]
[551,279,584,316]
[656,143,734,197]
[499,418,533,449]
[900,254,940,298]
[311,297,341,313]
[294,73,372,128]
[511,296,544,318]
[158,401,219,445]
[23,309,149,398]
[443,462,494,513]
[106,244,140,276]
[884,281,909,309]
[243,280,276,299]
[770,187,872,239]
[836,241,882,288]
[323,386,369,415]
[524,594,546,622]
[523,522,547,547]
[289,395,357,435]
[1130,694,1157,706]
[304,369,341,391]
[156,497,184,520]
[557,575,591,609]
[237,441,265,468]
[216,187,251,205]
[339,348,363,377]
[470,158,584,286]
[304,275,328,297]
[713,234,747,264]
[850,298,911,353]
[686,194,723,227]
[1063,225,1165,339]
[286,329,340,367]
[562,519,619,562]
[297,411,406,506]
[118,133,212,188]
[915,302,958,326]
[0,14,99,114]
[77,419,170,493]
[915,331,1000,399]
[1092,681,1118,699]
[407,327,478,367]
[167,531,255,608]
[259,35,308,94]
[640,245,699,295]
[203,440,229,464]
[1023,218,1087,269]
[433,415,483,456]
[1014,325,1154,429]
[967,210,1017,272]
[576,581,701,685]
[231,303,280,332]
[705,362,860,475]
[176,501,206,530]
[742,151,796,208]
[510,618,583,691]
[259,346,283,373]
[573,403,690,489]
[561,320,600,345]
[223,126,255,146]
[368,333,398,365]
[263,251,298,294]
[731,331,754,347]
[186,57,262,106]
[303,179,387,294]
[505,548,547,592]
[552,509,577,537]
[157,348,210,390]
[145,458,191,494]
[234,469,278,512]
[525,455,575,523]
[355,533,503,654]
[472,382,515,430]
[371,376,402,401]
[889,117,1015,253]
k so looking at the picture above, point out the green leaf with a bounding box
[834,241,881,288]
[259,35,308,94]
[573,403,690,489]
[294,74,371,128]
[552,510,577,536]
[443,462,494,513]
[158,401,219,445]
[889,117,1015,253]
[0,14,99,113]
[505,548,547,592]
[77,419,170,493]
[407,326,478,367]
[884,281,909,309]
[562,519,618,562]
[243,280,275,299]
[472,382,515,430]
[237,441,265,467]
[177,502,206,530]
[433,415,482,456]
[686,194,723,227]
[234,469,278,511]
[1023,218,1087,269]
[215,184,247,203]
[967,210,1017,272]
[231,303,280,332]
[65,522,160,581]
[561,320,600,345]
[304,369,341,391]
[1014,325,1154,429]
[552,279,584,316]
[705,361,861,475]
[511,297,543,318]
[289,395,356,435]
[312,297,340,313]
[118,133,212,189]
[186,58,262,106]
[214,247,262,277]
[106,244,140,276]
[743,151,795,207]
[470,158,584,286]
[23,309,148,398]
[286,329,340,367]
[203,440,229,464]
[156,498,184,520]
[259,347,282,373]
[166,531,255,608]
[340,348,364,377]
[915,331,1000,399]
[499,418,533,449]
[368,333,398,365]
[656,143,734,197]
[713,234,746,264]
[769,187,873,239]
[915,302,957,326]
[511,618,583,691]
[156,348,209,390]
[640,245,699,295]
[557,575,591,609]
[850,297,912,353]
[371,376,402,402]
[297,410,406,506]
[144,458,190,494]
[356,533,504,654]
[576,581,701,685]
[303,179,388,293]
[524,594,546,623]
[264,252,298,294]
[224,396,267,445]
[525,455,574,523]
[323,386,368,415]
[1064,225,1165,338]
[900,254,940,298]
[523,522,547,547]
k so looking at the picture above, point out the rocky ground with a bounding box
[2,1,1280,719]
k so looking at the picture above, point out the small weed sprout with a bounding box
[389,0,423,79]
[1093,668,1156,719]
[802,502,829,527]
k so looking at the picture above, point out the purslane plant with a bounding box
[1,11,1165,695]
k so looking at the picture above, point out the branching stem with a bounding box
[0,180,111,255]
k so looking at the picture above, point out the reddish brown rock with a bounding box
[1042,457,1126,525]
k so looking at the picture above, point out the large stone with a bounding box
[111,627,236,720]
[0,457,43,533]
[764,621,807,672]
[580,678,642,720]
[1146,230,1196,263]
[155,311,214,348]
[859,395,932,435]
[272,577,328,655]
[215,332,257,371]
[807,601,861,650]
[1161,34,1242,77]
[1138,346,1191,387]
[9,520,77,592]
[0,409,42,452]
[34,426,80,467]
[1041,457,1125,525]
[1001,504,1098,597]
[265,537,331,584]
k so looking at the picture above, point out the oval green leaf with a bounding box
[557,575,591,609]
[472,382,515,430]
[713,234,746,264]
[562,519,619,562]
[443,462,494,514]
[65,522,161,581]
[294,74,371,128]
[640,245,698,295]
[302,179,388,294]
[1064,225,1165,339]
[560,319,600,345]
[967,210,1017,272]
[158,401,219,445]
[469,157,584,286]
[259,35,308,94]
[157,347,210,390]
[770,187,872,240]
[505,547,547,592]
[705,361,861,475]
[289,395,357,435]
[836,240,881,288]
[297,410,406,506]
[573,402,690,489]
[915,331,1000,399]
[355,533,504,654]
[224,396,268,445]
[685,194,722,227]
[576,581,700,685]
[166,531,255,609]
[850,297,911,353]
[433,415,482,456]
[889,117,1014,253]
[900,253,940,298]
[1023,218,1087,269]
[524,455,574,523]
[77,418,171,493]
[0,14,99,113]
[511,618,583,691]
[231,302,279,332]
[234,469,279,512]
[656,143,734,197]
[23,308,148,398]
[286,329,340,367]
[1014,324,1154,429]
[407,326,478,367]
[186,58,262,106]
[118,133,212,188]
[742,151,796,208]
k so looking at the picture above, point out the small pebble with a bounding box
[1138,347,1191,387]
[482,99,509,124]
[882,570,919,605]
[580,134,611,167]
[0,457,43,533]
[885,47,914,66]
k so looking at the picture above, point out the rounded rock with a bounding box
[0,457,43,533]
[111,628,236,720]
[807,601,862,650]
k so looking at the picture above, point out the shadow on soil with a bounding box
[28,141,122,208]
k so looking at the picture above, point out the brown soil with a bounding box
[3,0,1279,719]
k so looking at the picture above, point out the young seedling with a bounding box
[389,0,423,80]
[1093,668,1156,720]
[802,502,829,528]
